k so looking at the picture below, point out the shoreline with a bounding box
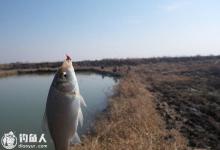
[1,55,219,79]
[0,67,122,78]
[0,55,220,149]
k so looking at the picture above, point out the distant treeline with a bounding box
[0,62,62,70]
[77,55,220,67]
[0,55,219,70]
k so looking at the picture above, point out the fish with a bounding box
[43,55,86,150]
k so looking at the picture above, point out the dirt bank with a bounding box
[72,72,187,150]
[138,61,220,149]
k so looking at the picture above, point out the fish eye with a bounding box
[63,72,67,78]
[59,71,67,79]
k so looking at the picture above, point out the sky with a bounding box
[0,0,220,63]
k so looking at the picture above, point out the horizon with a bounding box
[0,0,220,63]
[1,54,219,64]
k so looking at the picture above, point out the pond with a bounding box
[0,73,118,149]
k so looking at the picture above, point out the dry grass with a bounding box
[71,72,188,150]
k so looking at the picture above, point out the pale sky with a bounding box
[0,0,220,63]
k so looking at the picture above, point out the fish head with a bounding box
[52,55,79,94]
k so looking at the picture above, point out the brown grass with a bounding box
[71,72,188,150]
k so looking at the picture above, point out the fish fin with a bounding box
[70,132,81,145]
[79,95,86,107]
[41,111,54,143]
[78,107,83,127]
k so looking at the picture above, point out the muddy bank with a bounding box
[140,61,220,149]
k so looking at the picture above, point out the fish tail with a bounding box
[70,132,81,145]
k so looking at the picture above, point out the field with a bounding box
[0,56,219,149]
[148,63,220,149]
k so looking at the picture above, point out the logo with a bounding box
[1,131,47,149]
[1,131,17,149]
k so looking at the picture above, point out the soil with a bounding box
[144,61,220,149]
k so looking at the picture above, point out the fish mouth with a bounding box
[61,56,73,70]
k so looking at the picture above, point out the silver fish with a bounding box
[43,56,86,150]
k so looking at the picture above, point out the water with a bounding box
[0,73,117,149]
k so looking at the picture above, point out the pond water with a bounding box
[0,73,117,149]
